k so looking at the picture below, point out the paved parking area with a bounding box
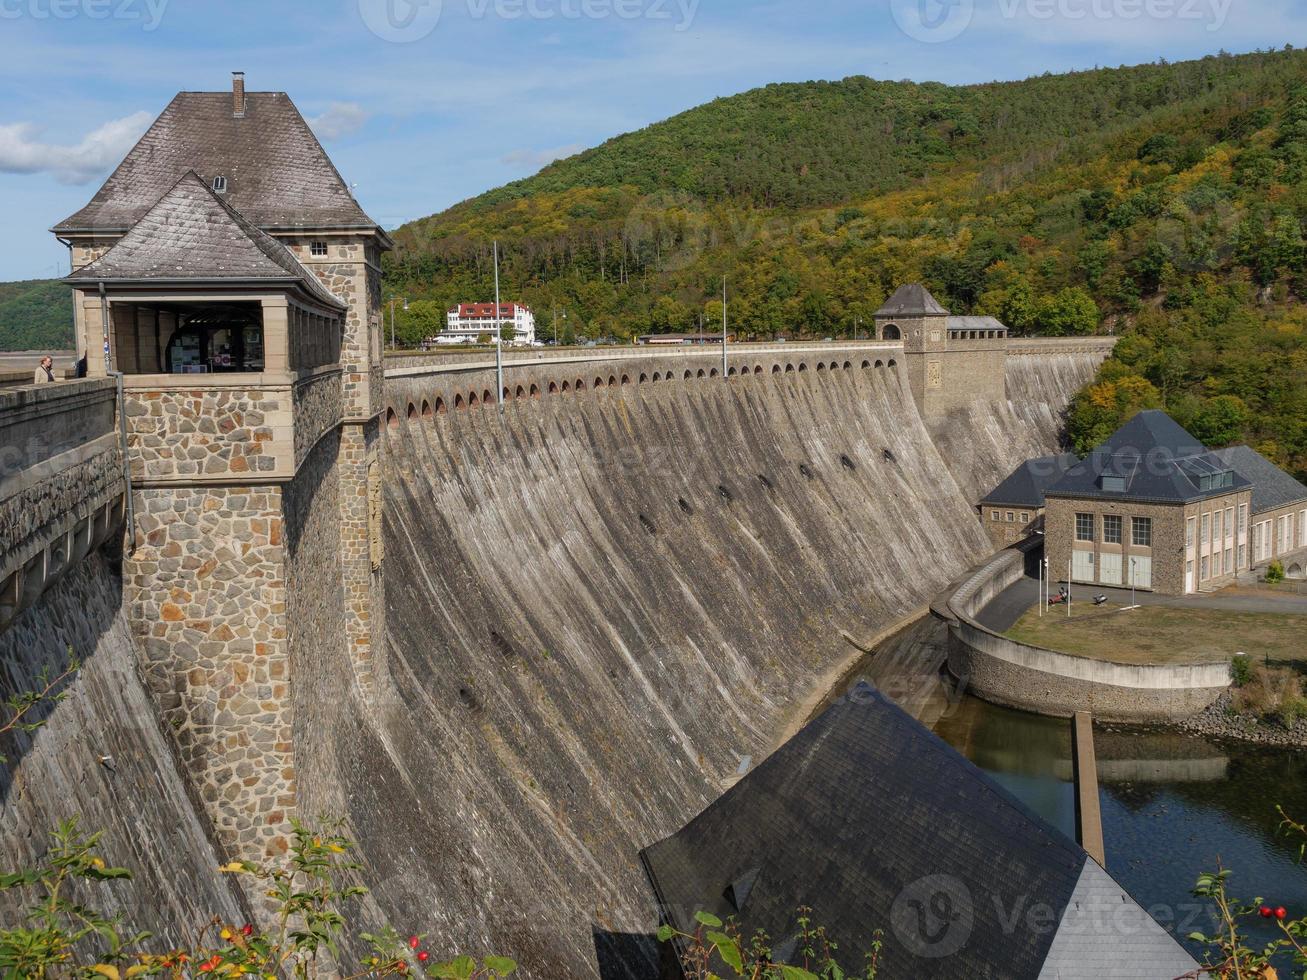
[977,575,1307,633]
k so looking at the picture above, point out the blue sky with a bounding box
[0,0,1303,281]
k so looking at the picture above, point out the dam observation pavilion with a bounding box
[52,73,393,864]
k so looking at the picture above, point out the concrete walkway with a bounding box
[977,575,1307,633]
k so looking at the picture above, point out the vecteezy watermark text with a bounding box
[892,0,1231,43]
[359,0,697,43]
[997,0,1232,30]
[0,0,169,30]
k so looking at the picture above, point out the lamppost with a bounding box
[553,308,566,346]
[388,296,407,350]
[1130,558,1138,610]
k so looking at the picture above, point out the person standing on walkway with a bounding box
[33,355,56,383]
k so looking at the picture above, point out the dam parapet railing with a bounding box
[939,538,1231,722]
[384,339,905,377]
[0,379,126,630]
[383,341,907,423]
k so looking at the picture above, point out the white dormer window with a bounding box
[211,175,228,194]
[310,241,328,257]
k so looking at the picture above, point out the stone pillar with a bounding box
[126,484,297,862]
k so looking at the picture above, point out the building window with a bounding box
[1226,508,1234,540]
[1239,504,1248,535]
[211,175,227,194]
[1238,544,1246,569]
[1201,555,1210,580]
[992,510,1000,522]
[310,241,328,257]
[1201,513,1210,544]
[1020,512,1030,524]
[1076,513,1094,542]
[1186,516,1195,549]
[1006,511,1015,523]
[1300,510,1306,548]
[1132,516,1153,547]
[1226,547,1234,575]
[1214,550,1223,576]
[1103,514,1123,545]
[1214,510,1223,543]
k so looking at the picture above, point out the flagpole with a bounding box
[494,240,503,412]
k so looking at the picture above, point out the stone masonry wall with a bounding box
[124,387,288,482]
[125,485,295,861]
[0,552,251,949]
[337,420,384,692]
[292,369,345,470]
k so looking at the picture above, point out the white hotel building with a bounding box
[439,303,536,346]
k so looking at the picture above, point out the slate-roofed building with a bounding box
[641,684,1197,979]
[1036,410,1307,595]
[873,284,1010,418]
[52,74,391,867]
[979,452,1080,548]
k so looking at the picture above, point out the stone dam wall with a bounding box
[0,341,1105,977]
[0,552,250,938]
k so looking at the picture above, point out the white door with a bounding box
[1132,556,1153,590]
[1072,550,1095,583]
[1100,553,1123,586]
[1185,561,1194,594]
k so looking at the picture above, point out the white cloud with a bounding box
[308,102,370,141]
[500,143,586,169]
[0,111,152,184]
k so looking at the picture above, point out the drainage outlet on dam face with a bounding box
[757,474,774,492]
[639,514,658,535]
[798,463,814,481]
[678,498,694,516]
[717,485,734,503]
[840,455,856,472]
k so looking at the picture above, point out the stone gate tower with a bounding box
[53,74,390,863]
[874,284,1009,418]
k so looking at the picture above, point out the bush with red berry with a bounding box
[0,819,517,979]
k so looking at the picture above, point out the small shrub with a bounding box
[1231,664,1303,724]
[1231,656,1253,687]
[1267,561,1286,584]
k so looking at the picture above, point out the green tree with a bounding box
[1037,287,1099,336]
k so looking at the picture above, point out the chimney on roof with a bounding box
[232,71,246,117]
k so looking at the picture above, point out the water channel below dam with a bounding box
[831,614,1307,966]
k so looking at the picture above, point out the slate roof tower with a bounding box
[54,74,391,875]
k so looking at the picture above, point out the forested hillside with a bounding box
[0,279,74,351]
[386,47,1307,479]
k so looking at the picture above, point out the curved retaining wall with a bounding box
[943,542,1231,721]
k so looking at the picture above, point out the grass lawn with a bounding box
[1004,602,1307,666]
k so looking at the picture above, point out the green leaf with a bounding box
[483,955,518,976]
[707,932,743,973]
[695,911,723,929]
[430,955,477,979]
[656,924,676,943]
[779,967,820,980]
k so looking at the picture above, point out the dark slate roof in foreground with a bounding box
[67,172,345,310]
[53,91,378,234]
[1045,410,1251,505]
[640,685,1195,979]
[981,453,1080,508]
[875,283,949,317]
[1213,445,1307,516]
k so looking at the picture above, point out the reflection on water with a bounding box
[931,695,1307,963]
